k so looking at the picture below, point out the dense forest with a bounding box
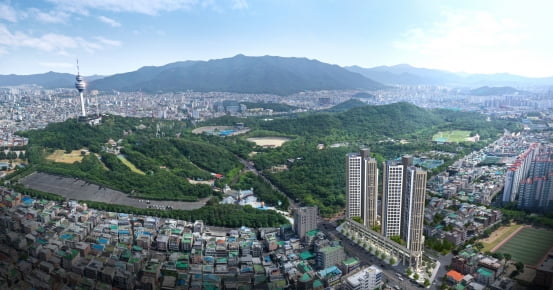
[14,184,288,227]
[240,101,298,112]
[202,102,519,216]
[12,102,520,220]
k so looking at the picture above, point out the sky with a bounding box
[1,0,552,77]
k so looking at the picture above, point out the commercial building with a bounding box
[294,206,318,240]
[316,245,346,270]
[342,265,382,290]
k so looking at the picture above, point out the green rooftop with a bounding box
[306,229,320,237]
[297,262,312,273]
[477,267,493,277]
[342,257,360,266]
[254,264,265,274]
[299,251,315,260]
[267,279,287,289]
[176,261,189,270]
[64,249,79,259]
[320,245,343,254]
[300,273,312,282]
[129,257,140,264]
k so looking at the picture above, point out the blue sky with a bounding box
[1,0,552,77]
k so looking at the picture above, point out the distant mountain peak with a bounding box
[346,64,553,86]
[88,55,385,95]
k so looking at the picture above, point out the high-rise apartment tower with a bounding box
[346,149,379,228]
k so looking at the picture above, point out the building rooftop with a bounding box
[447,269,465,282]
[299,251,315,260]
[477,267,494,277]
[342,257,360,266]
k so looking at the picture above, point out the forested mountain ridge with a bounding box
[0,71,103,88]
[89,54,385,95]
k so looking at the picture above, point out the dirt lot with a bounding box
[20,172,208,210]
[247,137,291,147]
[46,149,86,163]
[479,223,523,252]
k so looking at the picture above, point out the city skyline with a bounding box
[0,0,552,77]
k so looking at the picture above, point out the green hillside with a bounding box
[14,102,519,218]
[202,102,518,216]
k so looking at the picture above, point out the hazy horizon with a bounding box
[1,0,552,77]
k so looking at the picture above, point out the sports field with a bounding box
[480,223,523,252]
[495,227,553,265]
[117,155,145,175]
[432,130,471,143]
[247,137,291,148]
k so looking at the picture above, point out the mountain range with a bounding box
[347,64,553,87]
[1,55,552,94]
[89,55,385,95]
[0,72,103,89]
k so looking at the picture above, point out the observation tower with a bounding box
[75,59,87,121]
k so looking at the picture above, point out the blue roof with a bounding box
[318,266,342,277]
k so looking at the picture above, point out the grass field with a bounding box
[495,227,553,265]
[480,223,523,252]
[46,149,85,163]
[432,130,471,143]
[117,155,145,175]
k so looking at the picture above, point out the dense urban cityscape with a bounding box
[1,78,553,290]
[2,1,553,290]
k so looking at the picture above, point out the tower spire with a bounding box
[75,58,87,118]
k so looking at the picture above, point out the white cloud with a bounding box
[94,36,121,46]
[231,0,248,10]
[47,0,198,16]
[0,4,71,24]
[98,15,121,27]
[39,61,74,69]
[0,24,121,55]
[393,10,552,76]
[29,8,71,23]
[0,3,18,22]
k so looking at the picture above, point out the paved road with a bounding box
[237,156,301,210]
[319,220,423,289]
[430,252,452,289]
